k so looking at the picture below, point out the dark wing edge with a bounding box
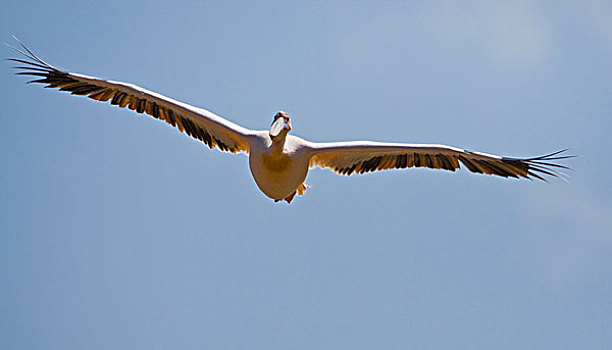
[309,143,574,182]
[497,149,574,182]
[6,37,250,154]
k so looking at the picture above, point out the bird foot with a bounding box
[296,182,311,196]
[280,182,312,204]
[284,192,296,203]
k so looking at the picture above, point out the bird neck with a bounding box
[270,134,287,153]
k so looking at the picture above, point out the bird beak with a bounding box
[269,117,291,139]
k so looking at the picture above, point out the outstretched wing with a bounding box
[308,141,571,181]
[8,38,252,154]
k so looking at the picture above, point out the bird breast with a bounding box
[261,152,292,172]
[248,137,310,200]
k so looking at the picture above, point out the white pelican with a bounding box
[9,39,571,203]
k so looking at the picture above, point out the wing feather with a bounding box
[9,39,252,154]
[308,141,572,181]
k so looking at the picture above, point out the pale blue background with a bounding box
[1,1,611,349]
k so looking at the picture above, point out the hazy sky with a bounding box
[1,1,611,349]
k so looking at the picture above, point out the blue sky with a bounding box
[1,1,611,348]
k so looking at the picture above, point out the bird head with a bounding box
[269,111,292,141]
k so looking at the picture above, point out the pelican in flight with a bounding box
[9,39,571,203]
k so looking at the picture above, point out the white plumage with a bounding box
[9,38,571,203]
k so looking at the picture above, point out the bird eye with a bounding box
[272,111,287,125]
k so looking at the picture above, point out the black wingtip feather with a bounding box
[7,58,50,69]
[26,78,49,84]
[10,35,50,66]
